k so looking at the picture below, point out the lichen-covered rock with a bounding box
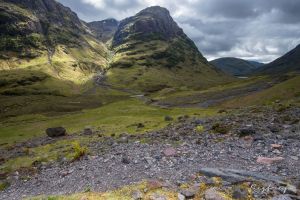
[132,190,143,200]
[204,188,226,200]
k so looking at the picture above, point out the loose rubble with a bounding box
[0,106,300,199]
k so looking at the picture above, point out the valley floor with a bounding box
[1,105,300,199]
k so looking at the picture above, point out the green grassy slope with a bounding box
[0,0,109,84]
[255,44,300,75]
[210,57,263,76]
[221,75,300,107]
[107,39,229,93]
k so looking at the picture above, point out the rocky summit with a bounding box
[112,6,186,47]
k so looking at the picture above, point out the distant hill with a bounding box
[210,57,264,76]
[256,44,300,74]
[88,19,119,43]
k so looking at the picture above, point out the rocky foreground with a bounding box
[1,105,300,199]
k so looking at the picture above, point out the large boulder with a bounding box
[46,127,66,137]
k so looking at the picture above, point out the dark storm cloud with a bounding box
[57,0,300,62]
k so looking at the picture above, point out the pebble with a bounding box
[256,156,284,164]
[163,147,177,157]
[149,193,167,200]
[290,156,298,160]
[132,190,143,200]
[178,193,185,200]
[204,188,226,200]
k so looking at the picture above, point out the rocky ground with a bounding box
[1,105,300,199]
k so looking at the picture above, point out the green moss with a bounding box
[211,123,230,134]
[0,181,10,191]
[195,125,204,133]
[71,141,88,161]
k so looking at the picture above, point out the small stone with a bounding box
[132,190,143,200]
[290,156,298,161]
[46,127,66,137]
[269,125,280,133]
[163,147,177,157]
[238,128,256,137]
[243,136,254,148]
[271,195,292,200]
[204,188,226,200]
[296,181,300,189]
[164,115,173,121]
[121,156,130,164]
[180,189,196,199]
[60,170,73,177]
[271,144,283,149]
[150,193,166,200]
[232,187,248,199]
[147,180,163,190]
[137,123,145,128]
[83,128,93,135]
[273,149,282,154]
[178,193,185,200]
[256,156,284,164]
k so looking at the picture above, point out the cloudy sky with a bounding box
[58,0,300,63]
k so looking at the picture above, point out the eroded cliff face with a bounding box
[88,19,119,43]
[0,0,92,58]
[112,6,186,47]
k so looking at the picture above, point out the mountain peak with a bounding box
[257,44,300,74]
[137,6,170,16]
[112,6,184,47]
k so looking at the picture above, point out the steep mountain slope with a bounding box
[88,18,119,43]
[256,44,300,74]
[210,57,263,76]
[106,6,231,93]
[248,61,264,68]
[0,0,108,84]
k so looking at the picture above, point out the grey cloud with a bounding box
[57,0,300,62]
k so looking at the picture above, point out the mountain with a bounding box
[106,6,230,92]
[248,61,264,68]
[210,57,263,76]
[0,0,108,83]
[0,2,231,96]
[256,44,300,74]
[88,18,119,43]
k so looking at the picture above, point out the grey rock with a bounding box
[290,156,298,160]
[204,188,226,200]
[132,190,143,200]
[180,189,196,199]
[238,128,256,137]
[46,127,66,137]
[164,115,173,121]
[121,156,130,164]
[271,195,292,200]
[83,128,93,135]
[150,193,167,200]
[178,193,185,200]
[232,187,248,199]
